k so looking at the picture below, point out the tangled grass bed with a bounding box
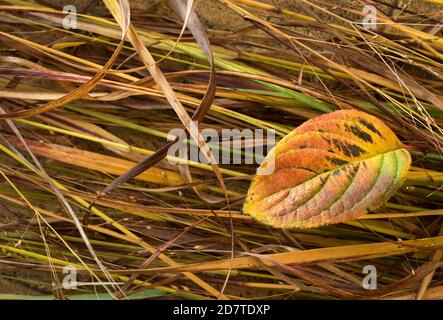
[0,0,443,300]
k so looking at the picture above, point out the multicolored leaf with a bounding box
[243,109,411,229]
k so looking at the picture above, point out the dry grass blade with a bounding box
[137,235,443,274]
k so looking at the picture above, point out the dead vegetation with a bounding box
[0,0,442,300]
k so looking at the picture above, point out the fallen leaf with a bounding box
[244,109,411,228]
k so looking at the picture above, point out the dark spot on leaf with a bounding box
[347,144,366,157]
[358,118,382,138]
[348,124,373,143]
[331,138,366,157]
[326,156,349,166]
[332,166,350,176]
